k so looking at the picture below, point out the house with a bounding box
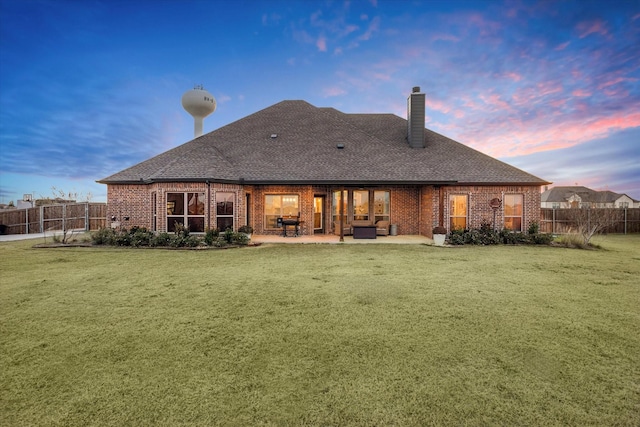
[541,186,639,209]
[98,87,550,237]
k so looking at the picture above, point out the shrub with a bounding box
[223,228,234,244]
[130,227,153,247]
[151,232,172,247]
[114,231,132,246]
[232,232,249,245]
[92,228,117,245]
[556,233,594,249]
[204,228,219,246]
[528,221,540,235]
[448,226,553,246]
[238,225,253,234]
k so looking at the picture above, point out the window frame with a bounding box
[449,194,468,231]
[332,189,391,225]
[216,192,235,231]
[503,194,524,232]
[166,192,206,233]
[264,194,299,230]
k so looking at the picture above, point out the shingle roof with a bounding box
[99,100,549,185]
[541,186,634,203]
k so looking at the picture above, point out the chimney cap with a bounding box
[412,86,421,93]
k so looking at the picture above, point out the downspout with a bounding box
[206,180,211,230]
[438,186,445,229]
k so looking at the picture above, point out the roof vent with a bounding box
[270,134,278,139]
[336,143,345,149]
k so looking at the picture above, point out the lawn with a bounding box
[1,235,639,426]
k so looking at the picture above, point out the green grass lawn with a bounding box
[1,235,639,426]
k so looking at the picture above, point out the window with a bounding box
[504,194,523,231]
[353,190,369,221]
[552,203,560,209]
[216,192,235,231]
[167,192,205,232]
[332,189,390,224]
[265,195,299,229]
[374,190,390,223]
[449,195,468,230]
[619,202,629,209]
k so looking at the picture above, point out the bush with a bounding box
[448,226,554,246]
[130,227,153,247]
[91,226,248,249]
[238,225,253,234]
[149,232,170,247]
[448,227,500,245]
[555,233,598,249]
[223,228,234,244]
[204,228,219,246]
[91,228,117,245]
[232,232,249,245]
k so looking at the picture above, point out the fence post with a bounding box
[40,205,44,233]
[25,208,29,234]
[85,203,89,231]
[62,204,66,235]
[625,208,627,235]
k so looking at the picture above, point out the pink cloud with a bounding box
[549,99,567,108]
[577,20,609,38]
[425,98,451,114]
[358,16,380,41]
[503,72,522,82]
[555,41,570,51]
[322,86,347,97]
[460,111,640,158]
[479,93,511,111]
[316,36,327,52]
[572,89,591,97]
[598,76,635,90]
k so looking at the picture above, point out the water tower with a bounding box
[182,85,216,138]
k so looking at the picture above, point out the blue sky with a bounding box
[1,0,639,203]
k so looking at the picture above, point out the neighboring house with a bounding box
[98,88,549,237]
[541,186,639,209]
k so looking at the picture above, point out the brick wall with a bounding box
[389,186,421,235]
[107,183,542,236]
[439,185,542,233]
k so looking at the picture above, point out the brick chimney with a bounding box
[407,86,425,148]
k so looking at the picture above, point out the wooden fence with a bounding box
[0,203,107,235]
[540,208,640,234]
[1,204,638,236]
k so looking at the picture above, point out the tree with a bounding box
[46,187,92,244]
[566,206,621,245]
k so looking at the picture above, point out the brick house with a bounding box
[98,88,549,237]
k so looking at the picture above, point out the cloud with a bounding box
[577,19,609,38]
[358,16,380,41]
[322,86,347,97]
[504,127,640,199]
[316,35,327,51]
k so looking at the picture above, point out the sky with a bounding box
[1,0,639,204]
